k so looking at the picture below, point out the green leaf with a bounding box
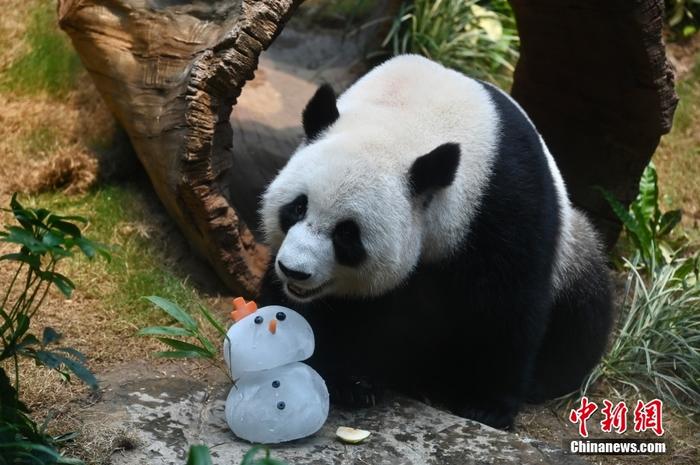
[657,210,682,237]
[49,352,98,390]
[153,350,211,359]
[50,220,81,238]
[598,188,644,243]
[52,431,80,443]
[9,194,36,231]
[241,447,288,465]
[635,162,659,226]
[42,327,62,345]
[241,447,265,465]
[16,314,30,340]
[197,334,217,358]
[156,338,212,357]
[137,326,193,337]
[0,252,41,271]
[41,231,63,248]
[49,214,87,224]
[34,350,61,370]
[198,304,227,337]
[186,445,213,465]
[74,237,95,258]
[53,347,87,364]
[49,272,75,298]
[3,227,47,254]
[630,202,654,252]
[144,296,197,331]
[17,334,40,350]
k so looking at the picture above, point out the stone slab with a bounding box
[87,364,588,465]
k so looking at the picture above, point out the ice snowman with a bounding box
[223,297,329,443]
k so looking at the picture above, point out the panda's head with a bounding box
[261,84,461,302]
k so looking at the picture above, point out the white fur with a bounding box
[262,55,500,301]
[263,54,600,300]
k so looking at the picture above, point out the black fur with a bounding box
[409,143,461,196]
[302,84,339,141]
[279,194,307,234]
[332,220,367,267]
[261,82,612,430]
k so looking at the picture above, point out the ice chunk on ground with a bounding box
[223,306,314,376]
[224,362,329,443]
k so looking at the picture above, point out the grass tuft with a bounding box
[581,257,700,419]
[382,0,519,86]
[1,1,81,96]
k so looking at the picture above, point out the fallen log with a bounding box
[59,0,303,295]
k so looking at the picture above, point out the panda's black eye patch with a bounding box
[279,194,308,233]
[332,219,366,267]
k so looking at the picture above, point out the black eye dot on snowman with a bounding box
[254,316,263,324]
[277,401,286,410]
[276,312,286,321]
[272,380,280,388]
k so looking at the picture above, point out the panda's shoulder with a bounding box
[476,81,539,136]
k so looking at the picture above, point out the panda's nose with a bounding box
[278,260,311,281]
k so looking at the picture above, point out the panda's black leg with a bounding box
[455,394,522,430]
[443,300,548,430]
[325,373,385,408]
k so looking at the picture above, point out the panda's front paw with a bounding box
[327,375,384,408]
[457,402,517,430]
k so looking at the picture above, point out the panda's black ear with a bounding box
[302,84,339,141]
[408,143,461,196]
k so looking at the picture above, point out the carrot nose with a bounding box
[268,319,277,334]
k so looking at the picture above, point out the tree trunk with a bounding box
[509,0,678,246]
[58,0,303,296]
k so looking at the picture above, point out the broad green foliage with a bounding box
[139,297,226,361]
[600,162,683,272]
[1,2,81,96]
[581,255,700,417]
[382,0,519,85]
[666,0,700,40]
[579,164,700,419]
[0,194,110,465]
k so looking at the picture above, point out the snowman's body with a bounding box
[223,304,329,443]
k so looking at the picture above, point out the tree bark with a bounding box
[509,0,678,247]
[58,0,302,295]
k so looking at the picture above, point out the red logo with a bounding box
[569,398,664,437]
[633,399,664,436]
[600,400,628,434]
[569,396,598,437]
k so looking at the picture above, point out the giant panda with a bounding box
[258,54,613,430]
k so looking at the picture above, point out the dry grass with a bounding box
[0,0,32,70]
[0,75,110,195]
[654,50,700,241]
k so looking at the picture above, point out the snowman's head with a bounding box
[223,302,314,377]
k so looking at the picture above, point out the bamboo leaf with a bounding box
[198,304,227,337]
[138,326,193,337]
[156,338,212,357]
[144,296,197,331]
